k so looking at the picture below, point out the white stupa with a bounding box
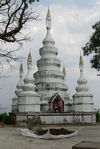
[11,8,96,126]
[34,8,70,112]
[18,52,40,112]
[12,63,24,112]
[73,54,94,112]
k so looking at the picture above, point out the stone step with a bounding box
[72,141,100,149]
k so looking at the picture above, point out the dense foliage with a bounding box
[82,21,100,71]
[0,112,11,125]
[96,110,100,122]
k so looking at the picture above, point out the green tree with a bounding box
[0,112,11,125]
[96,110,100,122]
[82,21,100,71]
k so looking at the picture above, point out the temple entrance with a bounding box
[49,93,64,112]
[53,98,62,112]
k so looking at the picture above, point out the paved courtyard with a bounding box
[0,124,100,149]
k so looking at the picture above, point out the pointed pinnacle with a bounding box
[46,7,51,22]
[20,63,23,73]
[63,66,66,76]
[28,52,32,64]
[79,55,84,67]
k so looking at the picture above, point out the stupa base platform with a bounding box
[11,112,96,126]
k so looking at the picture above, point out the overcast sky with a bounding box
[0,0,100,112]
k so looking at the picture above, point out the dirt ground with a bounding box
[0,124,100,149]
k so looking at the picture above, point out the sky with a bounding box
[0,0,100,112]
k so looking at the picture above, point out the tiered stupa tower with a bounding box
[12,64,24,112]
[18,52,40,112]
[73,54,94,112]
[34,8,70,112]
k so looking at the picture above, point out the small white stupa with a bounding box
[18,52,40,112]
[73,54,94,112]
[12,63,24,112]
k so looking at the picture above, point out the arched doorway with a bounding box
[49,93,64,112]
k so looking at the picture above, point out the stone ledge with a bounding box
[11,111,96,116]
[72,141,100,149]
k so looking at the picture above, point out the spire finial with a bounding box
[79,52,84,71]
[63,66,66,77]
[46,7,51,29]
[27,52,32,64]
[19,63,23,74]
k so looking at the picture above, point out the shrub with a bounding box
[0,112,11,125]
[96,111,100,122]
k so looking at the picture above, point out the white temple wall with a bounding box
[14,112,96,126]
[38,65,60,71]
[12,98,19,112]
[12,105,18,112]
[35,77,64,83]
[39,46,58,53]
[73,104,94,112]
[19,104,40,112]
[64,103,72,112]
[12,98,18,105]
[36,83,67,90]
[35,70,64,76]
[39,114,96,124]
[41,53,56,58]
[38,91,69,100]
[16,115,27,126]
[40,115,72,124]
[40,104,49,112]
[73,96,94,104]
[18,95,40,112]
[73,96,94,112]
[19,96,40,104]
[37,58,61,65]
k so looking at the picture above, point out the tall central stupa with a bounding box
[34,8,70,112]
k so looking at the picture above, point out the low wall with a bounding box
[11,112,96,126]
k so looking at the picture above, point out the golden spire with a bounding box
[79,55,84,67]
[28,52,32,64]
[63,66,66,76]
[19,63,23,73]
[46,7,51,22]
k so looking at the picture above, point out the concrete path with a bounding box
[0,125,100,149]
